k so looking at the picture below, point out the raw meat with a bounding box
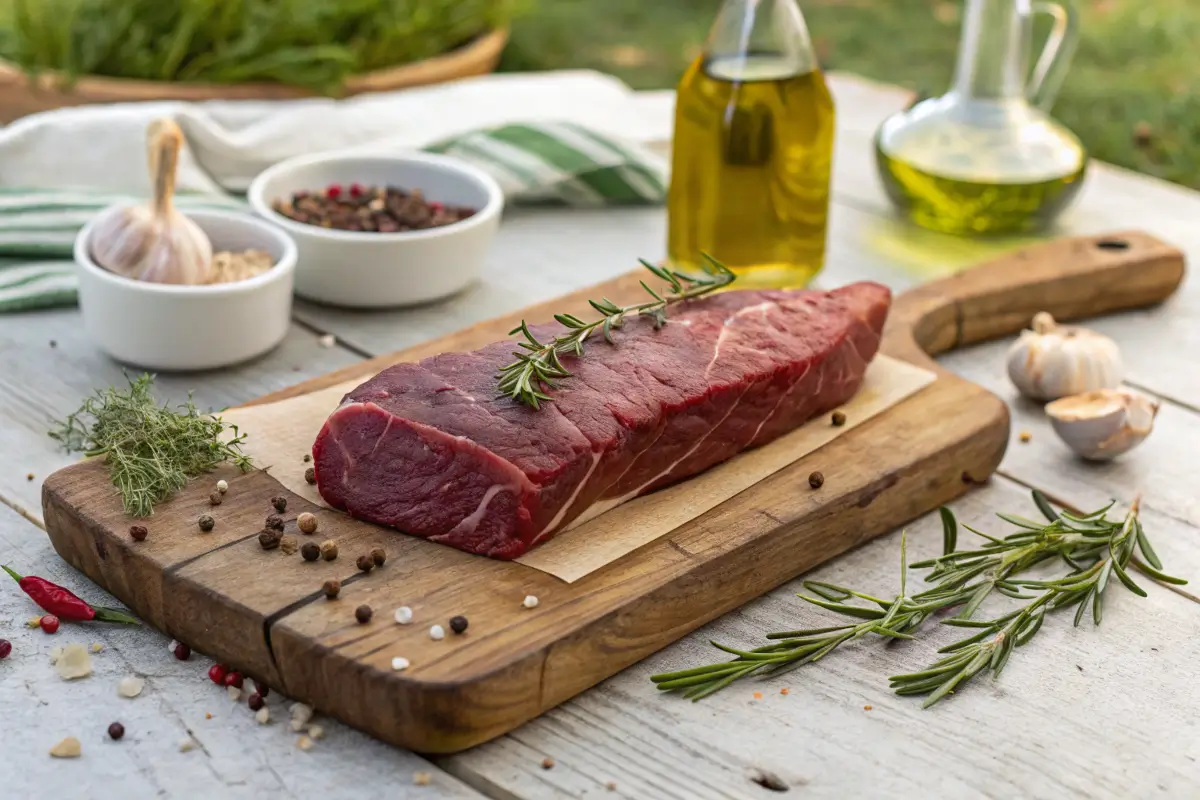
[313,283,891,559]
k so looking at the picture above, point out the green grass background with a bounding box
[501,0,1198,190]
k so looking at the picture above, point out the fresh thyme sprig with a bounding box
[50,374,253,517]
[651,491,1184,704]
[497,255,737,408]
[890,495,1185,706]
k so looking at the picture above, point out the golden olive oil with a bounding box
[668,53,835,289]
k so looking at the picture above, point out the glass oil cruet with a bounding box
[875,0,1086,235]
[667,0,834,288]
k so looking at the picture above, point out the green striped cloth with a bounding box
[0,122,666,313]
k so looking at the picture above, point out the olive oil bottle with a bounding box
[668,0,834,289]
[875,0,1087,235]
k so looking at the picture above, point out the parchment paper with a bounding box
[222,355,935,583]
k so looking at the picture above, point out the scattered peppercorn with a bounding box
[1019,431,1032,443]
[355,605,373,624]
[129,525,148,542]
[0,639,11,659]
[26,472,34,481]
[606,782,617,791]
[323,579,341,599]
[780,687,790,695]
[303,454,312,463]
[449,615,468,635]
[49,340,57,348]
[320,540,338,561]
[108,722,125,740]
[271,496,287,513]
[254,680,269,698]
[753,691,763,700]
[216,479,229,494]
[224,671,244,689]
[370,548,386,566]
[831,410,847,427]
[279,535,299,556]
[40,614,60,634]
[542,757,555,770]
[209,492,223,506]
[208,664,228,685]
[297,512,318,535]
[304,467,316,485]
[864,704,873,711]
[248,693,265,712]
[808,471,824,489]
[198,515,215,532]
[174,643,191,661]
[356,555,374,573]
[301,542,321,562]
[259,530,282,551]
[265,514,284,532]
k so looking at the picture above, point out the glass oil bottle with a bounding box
[875,0,1086,235]
[667,0,834,289]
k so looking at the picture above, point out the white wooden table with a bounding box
[2,74,1198,799]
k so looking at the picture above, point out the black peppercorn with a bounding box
[265,514,285,532]
[198,515,215,532]
[108,722,125,740]
[253,680,270,698]
[301,542,321,562]
[355,604,373,624]
[304,467,317,485]
[356,555,374,573]
[129,525,148,542]
[259,530,282,550]
[808,471,824,489]
[209,492,223,506]
[247,693,265,711]
[303,454,312,463]
[449,615,468,635]
[370,548,386,566]
[271,496,287,513]
[323,579,340,599]
[831,411,847,427]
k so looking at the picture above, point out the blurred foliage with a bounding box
[503,0,1200,190]
[0,0,520,92]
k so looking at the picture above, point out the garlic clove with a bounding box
[1045,389,1159,461]
[1006,313,1123,401]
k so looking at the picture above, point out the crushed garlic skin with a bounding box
[206,249,275,285]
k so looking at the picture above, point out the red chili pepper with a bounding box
[2,565,139,625]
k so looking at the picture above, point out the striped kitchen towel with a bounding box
[0,122,666,313]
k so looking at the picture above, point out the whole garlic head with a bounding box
[1006,312,1123,400]
[89,118,213,285]
[1045,389,1159,461]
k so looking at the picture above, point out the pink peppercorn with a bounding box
[0,639,11,659]
[223,671,244,689]
[40,614,60,634]
[349,183,364,197]
[325,184,342,199]
[173,642,191,660]
[208,664,228,685]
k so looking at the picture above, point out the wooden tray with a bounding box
[41,231,1184,754]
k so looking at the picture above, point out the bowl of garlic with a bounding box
[74,119,297,371]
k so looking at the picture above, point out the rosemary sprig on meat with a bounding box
[651,491,1184,704]
[50,374,252,517]
[498,255,736,408]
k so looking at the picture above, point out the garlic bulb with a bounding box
[1006,312,1122,400]
[90,118,213,284]
[1045,389,1158,461]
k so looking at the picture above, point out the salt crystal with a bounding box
[255,707,270,725]
[227,685,242,702]
[55,644,92,680]
[289,702,313,732]
[296,735,314,751]
[180,738,197,752]
[523,595,539,609]
[394,606,413,625]
[428,625,445,641]
[307,724,325,740]
[318,334,336,348]
[391,657,410,672]
[49,737,82,758]
[117,675,145,698]
[168,639,180,654]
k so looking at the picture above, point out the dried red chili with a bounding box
[2,565,138,624]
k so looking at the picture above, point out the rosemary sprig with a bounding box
[50,374,253,517]
[651,491,1184,704]
[497,255,736,408]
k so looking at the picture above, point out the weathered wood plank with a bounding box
[0,503,480,800]
[446,474,1200,800]
[0,311,362,525]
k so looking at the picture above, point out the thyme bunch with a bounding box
[498,255,736,408]
[50,374,252,517]
[651,491,1185,705]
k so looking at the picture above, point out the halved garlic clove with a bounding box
[1006,312,1123,401]
[1045,389,1159,461]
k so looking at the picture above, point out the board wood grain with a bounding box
[40,231,1183,753]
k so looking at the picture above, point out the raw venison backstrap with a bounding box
[313,283,891,559]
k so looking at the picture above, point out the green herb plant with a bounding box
[50,373,252,517]
[498,254,736,408]
[651,491,1185,706]
[0,0,521,93]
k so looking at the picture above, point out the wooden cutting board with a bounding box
[41,231,1183,754]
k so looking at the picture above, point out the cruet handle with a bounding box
[1026,0,1081,111]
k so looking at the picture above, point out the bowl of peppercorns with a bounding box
[248,151,503,308]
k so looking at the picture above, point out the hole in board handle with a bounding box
[1095,239,1130,251]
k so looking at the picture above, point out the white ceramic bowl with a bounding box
[247,151,503,308]
[74,209,297,371]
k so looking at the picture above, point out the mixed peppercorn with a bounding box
[272,184,476,233]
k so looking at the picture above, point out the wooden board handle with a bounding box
[884,230,1186,367]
